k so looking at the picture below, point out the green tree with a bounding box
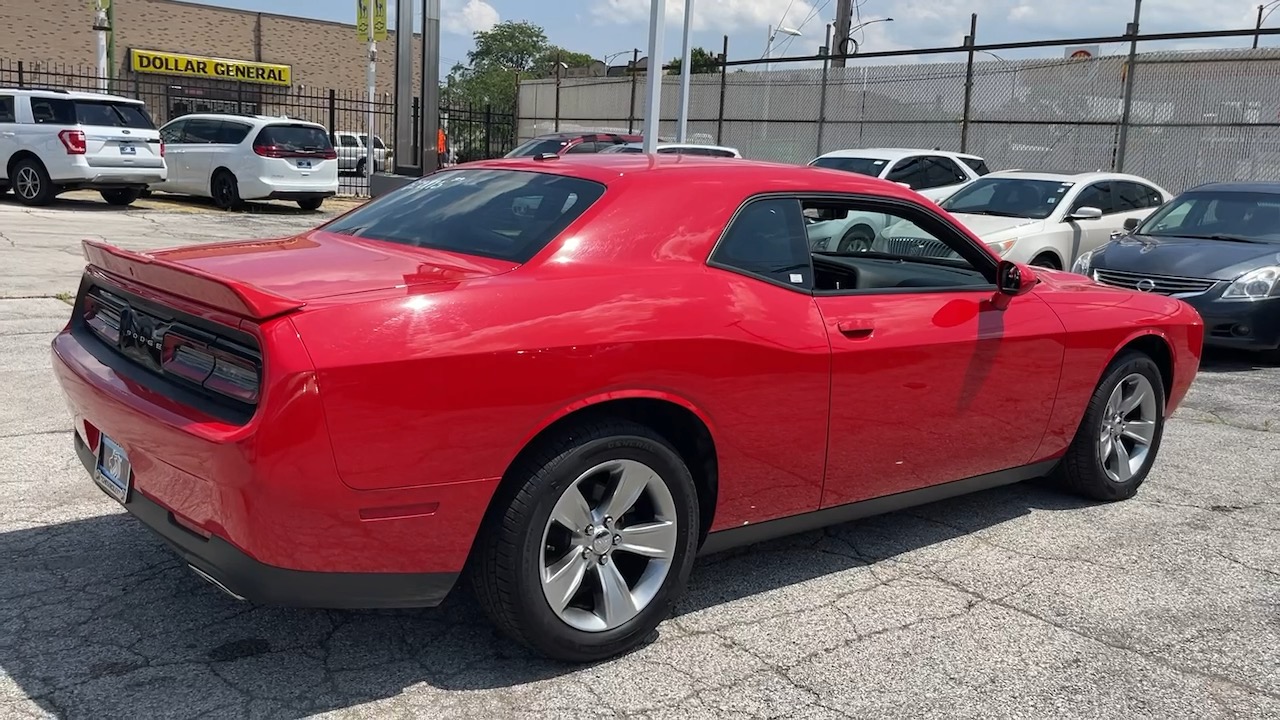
[444,21,596,112]
[467,21,548,72]
[666,47,722,75]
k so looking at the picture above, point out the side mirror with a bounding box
[993,260,1037,309]
[1123,217,1140,232]
[1068,206,1103,221]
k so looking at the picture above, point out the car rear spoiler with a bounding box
[81,239,306,321]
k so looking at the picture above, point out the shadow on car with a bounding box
[0,476,1090,717]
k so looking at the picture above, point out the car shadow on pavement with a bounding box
[1197,347,1280,374]
[0,479,1090,717]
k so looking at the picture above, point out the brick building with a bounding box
[2,0,425,125]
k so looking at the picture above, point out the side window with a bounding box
[0,96,14,123]
[924,156,969,187]
[566,141,598,154]
[339,134,360,148]
[1113,182,1148,212]
[808,198,993,292]
[1071,183,1114,214]
[961,157,991,175]
[1140,184,1165,208]
[182,119,221,144]
[218,122,252,144]
[30,98,74,124]
[711,198,812,289]
[159,120,186,144]
[886,157,929,188]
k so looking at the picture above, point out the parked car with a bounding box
[870,171,1172,269]
[332,130,393,175]
[1074,181,1280,354]
[505,131,642,158]
[808,148,990,201]
[0,88,166,207]
[599,142,742,158]
[152,113,338,211]
[53,155,1202,663]
[805,148,991,251]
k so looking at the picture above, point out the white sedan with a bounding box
[805,148,990,251]
[870,171,1172,270]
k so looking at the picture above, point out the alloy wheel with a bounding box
[1098,373,1158,483]
[15,166,39,200]
[539,459,678,633]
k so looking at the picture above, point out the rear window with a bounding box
[810,156,888,177]
[505,137,571,157]
[31,98,155,129]
[320,169,607,263]
[254,124,333,153]
[961,157,991,175]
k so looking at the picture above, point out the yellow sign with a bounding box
[356,0,388,41]
[130,49,292,86]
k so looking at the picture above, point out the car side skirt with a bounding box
[698,459,1060,556]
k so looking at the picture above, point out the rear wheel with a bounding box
[470,420,699,662]
[210,170,241,210]
[100,188,141,206]
[837,223,875,253]
[355,158,367,176]
[12,158,56,206]
[297,198,324,211]
[1054,351,1165,501]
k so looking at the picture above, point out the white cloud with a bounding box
[443,0,500,36]
[592,0,823,34]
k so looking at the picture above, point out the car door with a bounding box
[178,118,222,196]
[1066,181,1120,258]
[704,197,835,523]
[805,194,1065,507]
[0,94,16,183]
[154,119,189,192]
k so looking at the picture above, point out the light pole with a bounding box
[676,0,695,142]
[763,25,801,145]
[92,1,110,92]
[1254,1,1280,48]
[641,0,666,152]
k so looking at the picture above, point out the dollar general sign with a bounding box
[130,49,292,86]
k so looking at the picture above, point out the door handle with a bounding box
[836,319,875,338]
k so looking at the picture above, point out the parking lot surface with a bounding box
[1,197,1277,719]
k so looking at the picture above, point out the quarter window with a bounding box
[566,141,599,154]
[711,198,812,289]
[159,120,186,144]
[218,122,252,144]
[925,156,969,187]
[0,96,14,123]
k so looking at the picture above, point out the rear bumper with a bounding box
[73,433,458,608]
[265,190,336,201]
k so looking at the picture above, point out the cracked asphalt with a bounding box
[1,195,1277,719]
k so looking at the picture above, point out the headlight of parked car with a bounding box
[1221,266,1280,301]
[1071,249,1095,275]
[988,239,1019,257]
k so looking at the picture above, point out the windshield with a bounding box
[320,169,607,263]
[1136,190,1280,242]
[505,137,571,157]
[809,156,889,177]
[940,177,1075,220]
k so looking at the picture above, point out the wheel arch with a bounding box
[495,392,721,546]
[1106,330,1175,411]
[6,150,43,178]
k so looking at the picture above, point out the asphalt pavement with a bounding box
[1,194,1277,719]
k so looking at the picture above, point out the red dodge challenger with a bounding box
[52,154,1204,662]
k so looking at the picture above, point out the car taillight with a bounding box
[161,333,260,403]
[321,147,337,160]
[160,141,165,158]
[59,129,87,155]
[253,143,287,158]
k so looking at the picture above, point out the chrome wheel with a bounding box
[539,459,678,633]
[1098,373,1158,483]
[14,166,40,200]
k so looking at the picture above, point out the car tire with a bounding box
[1030,253,1061,270]
[355,158,367,176]
[837,224,875,253]
[470,419,700,662]
[11,158,56,206]
[100,188,141,207]
[210,170,242,211]
[1054,350,1166,502]
[297,198,324,211]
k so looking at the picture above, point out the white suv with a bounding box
[0,88,166,206]
[153,113,338,211]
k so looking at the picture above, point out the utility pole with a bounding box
[393,0,415,174]
[1257,4,1266,49]
[421,0,441,173]
[832,0,852,68]
[641,0,666,152]
[364,2,377,182]
[93,1,110,92]
[676,0,694,142]
[1115,0,1141,172]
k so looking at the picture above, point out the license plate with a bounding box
[296,159,312,169]
[120,144,136,155]
[94,434,132,503]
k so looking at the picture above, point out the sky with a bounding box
[185,0,1277,68]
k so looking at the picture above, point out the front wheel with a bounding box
[837,224,875,253]
[100,188,141,206]
[1054,351,1166,501]
[470,420,700,662]
[1030,253,1062,270]
[297,198,324,211]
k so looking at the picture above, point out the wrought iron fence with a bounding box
[1,59,517,197]
[517,25,1280,194]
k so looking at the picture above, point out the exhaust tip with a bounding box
[188,564,247,602]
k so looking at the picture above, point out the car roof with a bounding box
[0,87,145,104]
[983,170,1159,184]
[619,142,738,152]
[164,113,324,127]
[534,131,641,140]
[815,147,984,162]
[1182,181,1280,194]
[459,153,923,198]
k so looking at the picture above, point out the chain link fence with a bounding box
[518,30,1280,194]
